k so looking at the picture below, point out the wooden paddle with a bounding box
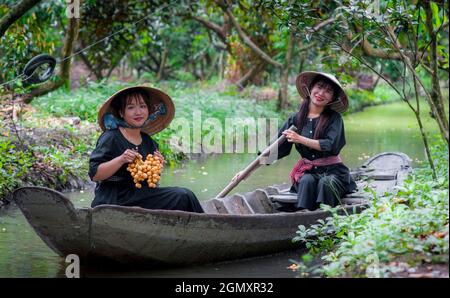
[216,125,297,198]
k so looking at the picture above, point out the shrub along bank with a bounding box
[291,139,448,277]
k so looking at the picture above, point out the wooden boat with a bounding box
[13,152,411,265]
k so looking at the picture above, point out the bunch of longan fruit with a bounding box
[126,153,162,188]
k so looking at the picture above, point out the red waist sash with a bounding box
[289,155,343,184]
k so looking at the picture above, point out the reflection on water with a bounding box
[0,205,62,277]
[0,101,439,277]
[78,249,306,278]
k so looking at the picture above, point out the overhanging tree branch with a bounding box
[217,2,283,68]
[189,14,231,53]
[312,16,336,31]
[312,28,440,175]
[0,0,42,38]
[361,35,403,60]
[312,28,406,105]
[298,41,317,52]
[179,9,232,54]
[190,15,226,40]
[353,21,424,62]
[384,24,447,133]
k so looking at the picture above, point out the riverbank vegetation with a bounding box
[292,138,449,277]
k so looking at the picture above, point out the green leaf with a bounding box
[430,2,441,28]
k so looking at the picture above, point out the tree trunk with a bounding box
[0,0,42,38]
[191,62,202,80]
[21,2,81,103]
[218,51,224,81]
[156,46,169,81]
[58,14,80,89]
[412,72,436,178]
[391,30,448,145]
[235,61,265,90]
[278,30,295,111]
[78,51,103,80]
[206,54,219,80]
[371,72,382,91]
[105,58,123,81]
[298,57,305,73]
[200,56,206,80]
[423,1,449,144]
[358,17,449,145]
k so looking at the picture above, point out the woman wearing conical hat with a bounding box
[278,71,357,211]
[88,86,204,213]
[234,71,356,211]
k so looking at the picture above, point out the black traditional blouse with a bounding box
[88,129,159,206]
[276,110,357,193]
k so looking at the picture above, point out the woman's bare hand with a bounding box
[282,130,301,143]
[119,149,139,164]
[154,150,166,171]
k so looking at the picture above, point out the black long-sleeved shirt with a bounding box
[275,110,356,193]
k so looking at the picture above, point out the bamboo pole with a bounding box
[216,125,297,198]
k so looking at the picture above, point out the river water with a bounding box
[0,101,439,277]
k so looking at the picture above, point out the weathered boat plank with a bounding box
[222,194,255,214]
[242,189,274,214]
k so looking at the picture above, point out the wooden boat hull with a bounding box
[13,152,411,265]
[13,187,365,264]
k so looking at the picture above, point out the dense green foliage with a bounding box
[0,140,33,198]
[292,138,449,277]
[0,0,65,85]
[0,127,97,199]
[346,82,401,112]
